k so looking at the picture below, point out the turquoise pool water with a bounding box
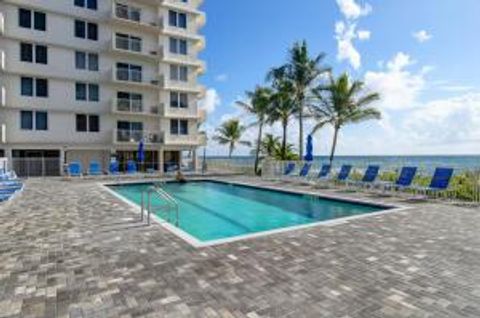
[110,181,386,242]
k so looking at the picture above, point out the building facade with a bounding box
[0,0,206,176]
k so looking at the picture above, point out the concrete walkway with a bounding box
[0,178,479,317]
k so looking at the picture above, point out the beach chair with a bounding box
[307,164,331,184]
[275,162,295,181]
[88,160,102,176]
[378,167,417,193]
[68,161,82,177]
[126,160,137,174]
[347,165,380,189]
[315,164,352,188]
[410,167,454,199]
[109,160,120,175]
[286,162,312,182]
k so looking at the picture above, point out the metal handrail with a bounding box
[141,185,179,226]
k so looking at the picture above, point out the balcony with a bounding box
[0,50,5,71]
[160,0,206,18]
[0,12,4,35]
[109,36,159,60]
[111,98,161,117]
[113,129,163,144]
[159,19,205,44]
[110,3,161,32]
[160,75,205,95]
[0,124,5,144]
[160,103,206,121]
[111,68,162,88]
[162,132,206,146]
[0,86,5,107]
[159,46,206,73]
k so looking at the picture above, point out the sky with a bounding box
[198,0,480,156]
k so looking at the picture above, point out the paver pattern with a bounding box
[1,177,480,318]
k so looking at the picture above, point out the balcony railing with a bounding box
[116,68,142,83]
[159,46,205,71]
[0,13,4,35]
[115,4,141,22]
[115,36,142,52]
[114,129,162,144]
[112,99,161,116]
[162,132,206,146]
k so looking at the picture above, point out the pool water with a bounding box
[110,181,386,242]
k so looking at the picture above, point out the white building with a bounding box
[0,0,206,176]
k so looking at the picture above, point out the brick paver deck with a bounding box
[1,177,479,318]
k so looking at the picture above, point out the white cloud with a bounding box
[413,30,433,43]
[199,88,221,114]
[335,21,362,70]
[334,0,372,69]
[357,30,371,40]
[214,74,228,82]
[365,52,425,110]
[336,0,372,20]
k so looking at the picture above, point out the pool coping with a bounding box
[99,178,411,248]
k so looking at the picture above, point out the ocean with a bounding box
[205,155,480,172]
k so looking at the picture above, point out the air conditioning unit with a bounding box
[150,50,158,56]
[150,80,160,85]
[150,106,159,114]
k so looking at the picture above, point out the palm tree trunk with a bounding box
[254,122,263,175]
[282,120,288,160]
[298,107,304,159]
[329,127,339,165]
[229,142,234,159]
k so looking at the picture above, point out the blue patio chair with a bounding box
[68,161,82,177]
[348,165,380,188]
[379,167,417,192]
[411,167,454,199]
[126,160,137,174]
[284,162,296,176]
[287,162,312,182]
[307,164,331,185]
[337,165,353,182]
[109,160,120,175]
[88,161,102,176]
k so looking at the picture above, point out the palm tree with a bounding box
[213,119,251,158]
[267,77,297,160]
[310,73,381,165]
[236,86,273,175]
[259,134,280,157]
[268,41,330,159]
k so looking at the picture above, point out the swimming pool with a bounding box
[109,181,392,245]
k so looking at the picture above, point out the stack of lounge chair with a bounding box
[0,171,23,203]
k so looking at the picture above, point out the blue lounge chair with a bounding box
[126,160,137,174]
[379,167,417,192]
[337,165,353,183]
[88,161,102,176]
[68,161,82,177]
[411,167,454,199]
[287,162,312,182]
[284,163,296,176]
[109,160,120,175]
[348,165,380,189]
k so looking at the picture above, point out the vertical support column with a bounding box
[158,148,164,176]
[192,148,198,172]
[59,148,66,176]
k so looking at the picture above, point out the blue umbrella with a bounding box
[304,135,314,161]
[137,139,145,163]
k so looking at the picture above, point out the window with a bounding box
[170,92,188,108]
[19,8,46,31]
[169,37,188,55]
[76,83,99,101]
[76,114,100,132]
[20,111,47,130]
[19,9,31,28]
[117,92,143,112]
[168,10,187,29]
[170,65,188,82]
[115,3,140,22]
[36,79,48,97]
[115,33,142,52]
[20,43,47,64]
[34,12,46,31]
[35,111,48,130]
[117,121,143,142]
[35,45,48,64]
[20,111,33,130]
[75,52,98,71]
[21,77,34,96]
[75,20,98,41]
[116,63,142,82]
[75,0,97,10]
[20,43,33,62]
[170,119,188,135]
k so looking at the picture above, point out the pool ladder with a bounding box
[141,186,179,227]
